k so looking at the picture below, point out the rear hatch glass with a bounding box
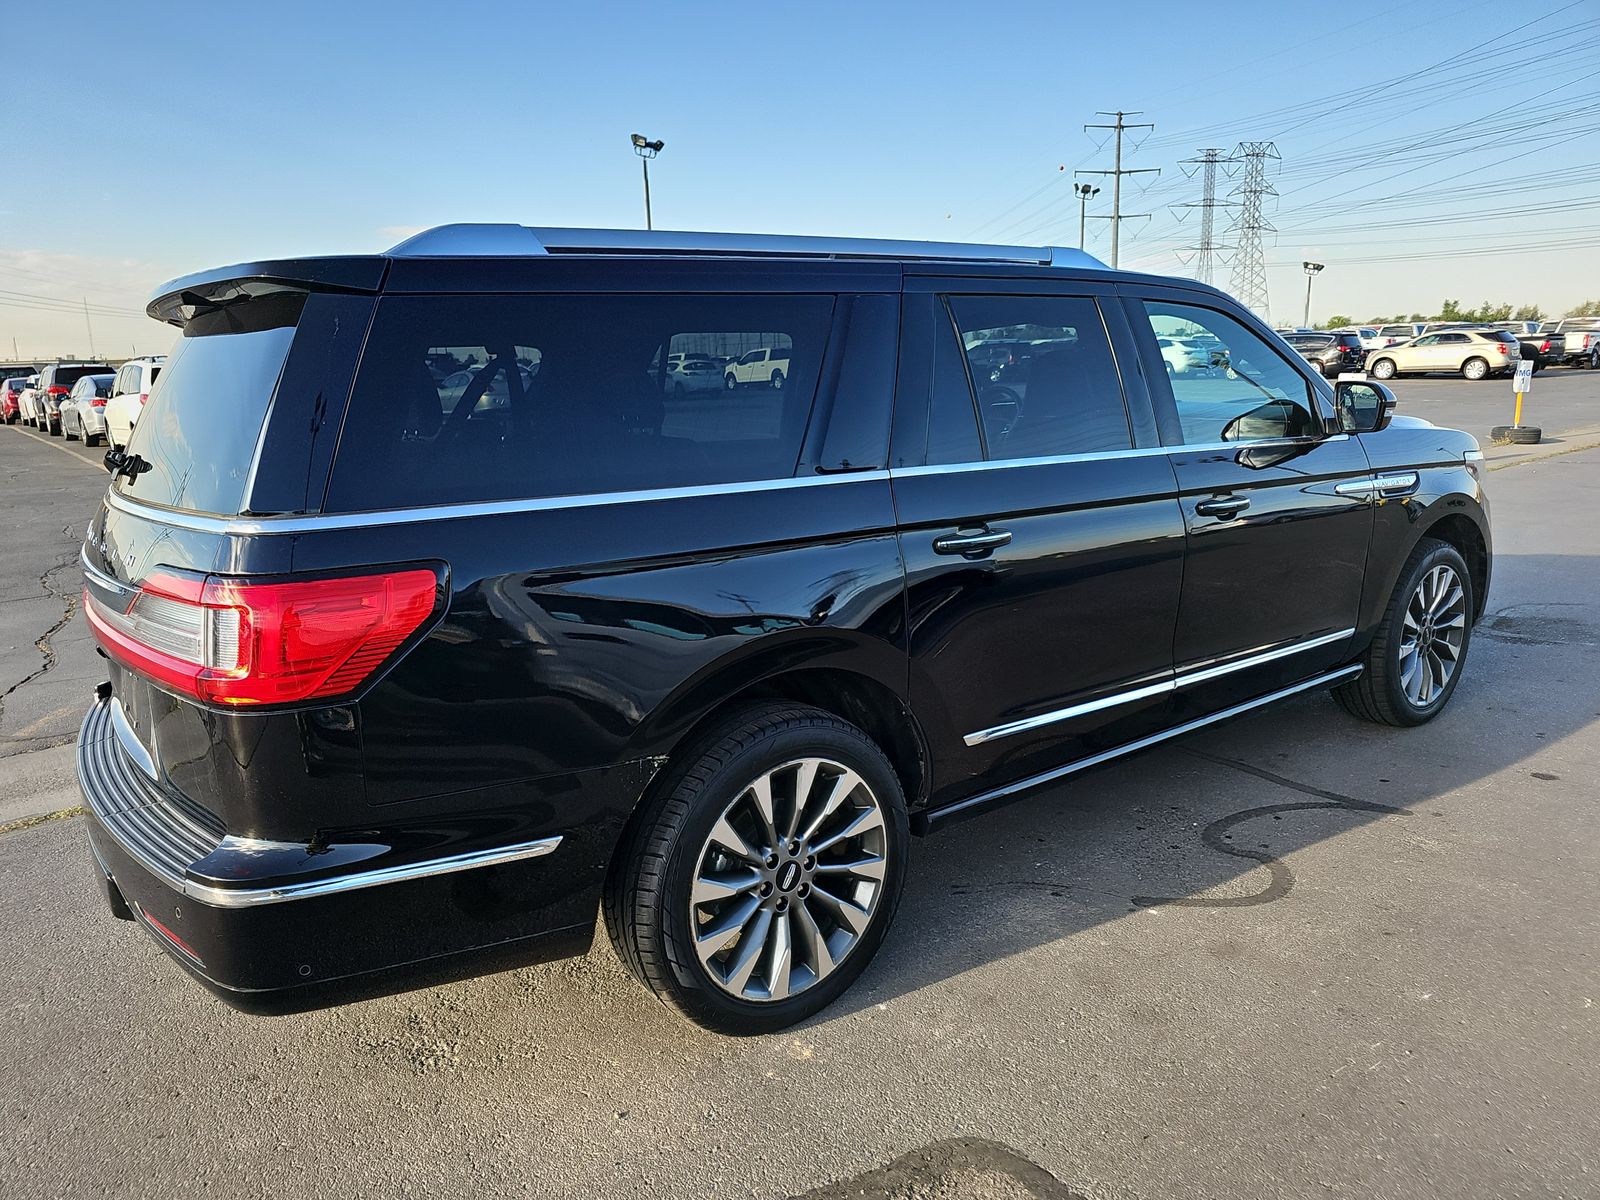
[116,292,304,514]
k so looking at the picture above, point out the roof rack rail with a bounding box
[386,224,1105,269]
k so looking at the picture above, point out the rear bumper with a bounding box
[76,697,624,1011]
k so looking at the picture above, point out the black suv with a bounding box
[1283,331,1366,377]
[78,226,1491,1033]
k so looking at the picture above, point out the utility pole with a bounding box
[1173,148,1236,286]
[82,298,96,358]
[1077,111,1159,268]
[1229,141,1279,319]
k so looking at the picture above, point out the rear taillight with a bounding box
[137,392,148,406]
[47,385,69,396]
[89,397,107,408]
[1494,343,1508,354]
[85,566,439,706]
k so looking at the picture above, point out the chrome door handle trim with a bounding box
[1194,495,1250,518]
[932,529,1013,555]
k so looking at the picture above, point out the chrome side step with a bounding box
[916,665,1363,833]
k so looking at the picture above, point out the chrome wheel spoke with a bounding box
[799,768,863,844]
[814,853,887,882]
[810,881,873,936]
[695,893,763,967]
[746,775,780,852]
[692,866,763,907]
[784,759,819,842]
[811,804,884,856]
[723,908,774,993]
[709,815,767,866]
[764,911,793,1000]
[792,898,836,982]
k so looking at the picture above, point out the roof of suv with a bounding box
[147,225,1122,324]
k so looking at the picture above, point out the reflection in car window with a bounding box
[948,295,1131,459]
[325,294,833,511]
[1139,301,1317,444]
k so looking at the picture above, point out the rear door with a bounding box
[890,277,1186,810]
[1123,289,1373,716]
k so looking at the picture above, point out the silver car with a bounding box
[59,373,115,444]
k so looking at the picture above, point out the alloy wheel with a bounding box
[689,757,888,1003]
[1399,563,1466,707]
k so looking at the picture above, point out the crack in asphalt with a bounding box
[0,550,82,731]
[1131,748,1406,909]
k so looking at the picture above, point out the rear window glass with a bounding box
[116,292,303,514]
[50,365,110,389]
[324,294,834,512]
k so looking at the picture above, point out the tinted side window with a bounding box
[1137,301,1317,444]
[325,294,834,511]
[949,294,1131,459]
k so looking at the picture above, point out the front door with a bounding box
[1125,291,1374,717]
[891,285,1187,810]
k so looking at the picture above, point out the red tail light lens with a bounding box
[89,397,107,408]
[137,392,148,406]
[47,385,69,395]
[85,566,440,706]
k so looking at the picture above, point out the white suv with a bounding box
[103,357,165,451]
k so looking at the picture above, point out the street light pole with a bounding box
[630,133,665,230]
[1074,183,1100,250]
[1302,261,1325,328]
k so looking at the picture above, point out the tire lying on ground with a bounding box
[1489,424,1541,445]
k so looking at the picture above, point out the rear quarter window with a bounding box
[324,293,835,512]
[116,292,304,514]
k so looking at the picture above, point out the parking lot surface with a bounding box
[2,372,1597,1199]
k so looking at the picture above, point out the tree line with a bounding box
[1322,298,1600,327]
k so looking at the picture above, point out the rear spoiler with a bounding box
[147,257,388,326]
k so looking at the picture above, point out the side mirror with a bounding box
[1335,379,1396,434]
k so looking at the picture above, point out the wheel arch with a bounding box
[1422,510,1490,620]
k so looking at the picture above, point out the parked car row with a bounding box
[2,357,164,446]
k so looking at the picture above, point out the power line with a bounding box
[1077,111,1159,267]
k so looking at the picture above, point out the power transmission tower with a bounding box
[1173,148,1236,287]
[1077,111,1159,268]
[1228,141,1279,318]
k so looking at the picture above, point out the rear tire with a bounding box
[1461,357,1490,381]
[1334,537,1473,727]
[770,369,785,391]
[604,701,909,1035]
[1370,358,1396,380]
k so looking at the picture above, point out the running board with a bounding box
[914,664,1363,834]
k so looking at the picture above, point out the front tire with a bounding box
[1334,537,1473,727]
[1370,358,1397,380]
[604,702,909,1035]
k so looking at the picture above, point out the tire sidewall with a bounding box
[652,716,909,1034]
[1379,541,1474,724]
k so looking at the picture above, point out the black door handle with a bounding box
[1195,495,1250,518]
[932,528,1013,556]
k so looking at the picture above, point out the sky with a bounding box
[3,0,1597,358]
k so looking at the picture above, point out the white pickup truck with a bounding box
[723,346,791,390]
[1543,318,1600,369]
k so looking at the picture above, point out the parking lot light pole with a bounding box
[630,133,665,231]
[1074,183,1100,250]
[1302,261,1325,328]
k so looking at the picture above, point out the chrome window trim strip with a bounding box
[933,665,1364,824]
[891,435,1350,480]
[183,836,564,908]
[963,627,1355,747]
[103,470,893,536]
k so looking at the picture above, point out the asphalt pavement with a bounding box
[1,370,1597,1199]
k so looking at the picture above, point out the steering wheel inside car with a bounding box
[979,384,1023,444]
